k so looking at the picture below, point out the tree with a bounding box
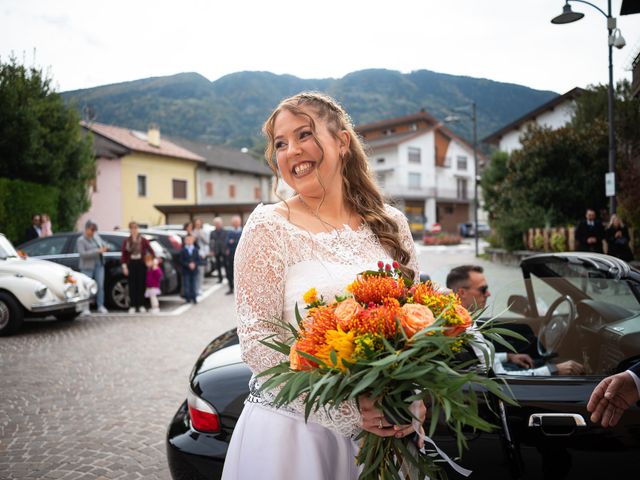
[482,81,640,252]
[0,56,94,235]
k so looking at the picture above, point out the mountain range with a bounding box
[61,69,559,151]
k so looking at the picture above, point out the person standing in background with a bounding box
[605,214,633,262]
[40,214,52,237]
[224,215,242,295]
[210,217,227,284]
[24,214,42,241]
[77,220,109,314]
[193,218,209,295]
[575,209,604,253]
[121,221,154,313]
[144,254,164,314]
[180,234,200,304]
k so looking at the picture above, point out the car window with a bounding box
[489,263,640,377]
[70,234,122,253]
[21,236,68,256]
[96,235,123,253]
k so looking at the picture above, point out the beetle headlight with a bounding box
[87,279,98,296]
[64,283,79,299]
[34,283,48,299]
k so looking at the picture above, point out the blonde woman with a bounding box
[605,214,633,261]
[222,93,425,479]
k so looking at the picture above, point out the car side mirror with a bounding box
[508,295,530,316]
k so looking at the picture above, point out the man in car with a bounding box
[446,265,584,376]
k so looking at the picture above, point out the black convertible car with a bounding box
[167,253,640,479]
[18,231,179,309]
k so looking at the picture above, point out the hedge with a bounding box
[0,177,60,245]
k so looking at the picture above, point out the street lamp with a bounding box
[551,0,626,216]
[445,101,479,257]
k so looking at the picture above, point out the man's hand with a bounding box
[122,264,128,277]
[507,353,534,369]
[587,372,639,427]
[555,360,585,375]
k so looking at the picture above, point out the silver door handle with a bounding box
[528,413,586,436]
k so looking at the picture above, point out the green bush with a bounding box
[533,234,545,251]
[550,233,566,252]
[0,177,59,244]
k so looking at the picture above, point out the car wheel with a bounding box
[108,276,130,310]
[0,292,24,336]
[55,311,81,322]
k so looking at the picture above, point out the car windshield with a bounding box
[0,236,19,259]
[542,261,640,313]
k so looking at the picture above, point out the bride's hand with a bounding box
[358,395,427,439]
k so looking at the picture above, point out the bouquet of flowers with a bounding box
[259,261,517,480]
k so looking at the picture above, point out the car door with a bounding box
[486,255,640,479]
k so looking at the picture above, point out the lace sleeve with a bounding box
[386,205,420,282]
[234,207,362,437]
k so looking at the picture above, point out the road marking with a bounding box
[89,282,226,317]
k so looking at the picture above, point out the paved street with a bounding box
[0,241,519,480]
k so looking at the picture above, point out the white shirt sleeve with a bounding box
[626,370,640,397]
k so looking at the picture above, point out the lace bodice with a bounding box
[234,203,419,437]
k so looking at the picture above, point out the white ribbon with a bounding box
[409,400,473,478]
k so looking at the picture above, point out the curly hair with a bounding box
[262,91,415,280]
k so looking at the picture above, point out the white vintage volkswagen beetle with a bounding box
[0,233,97,336]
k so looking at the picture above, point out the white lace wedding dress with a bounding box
[221,203,419,480]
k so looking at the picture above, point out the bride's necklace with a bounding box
[297,196,352,237]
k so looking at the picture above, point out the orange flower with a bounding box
[348,274,405,304]
[290,340,319,370]
[334,297,363,330]
[349,298,401,338]
[400,303,435,337]
[445,304,473,337]
[289,342,302,370]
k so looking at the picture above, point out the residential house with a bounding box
[357,111,479,235]
[158,138,275,225]
[482,87,584,154]
[78,122,205,230]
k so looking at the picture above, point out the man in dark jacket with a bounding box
[575,209,605,253]
[180,234,200,304]
[24,214,42,241]
[209,217,228,283]
[225,215,243,295]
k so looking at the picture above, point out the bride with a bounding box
[222,92,425,479]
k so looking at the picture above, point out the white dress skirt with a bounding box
[222,402,361,479]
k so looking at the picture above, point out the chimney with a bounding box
[147,124,161,148]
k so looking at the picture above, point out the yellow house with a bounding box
[78,121,205,230]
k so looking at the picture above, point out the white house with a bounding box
[357,112,479,236]
[482,87,584,154]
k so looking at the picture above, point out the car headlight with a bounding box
[34,283,48,299]
[64,283,79,299]
[87,279,98,296]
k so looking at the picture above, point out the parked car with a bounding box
[459,222,491,238]
[166,253,640,479]
[0,234,96,336]
[146,226,217,278]
[18,231,179,310]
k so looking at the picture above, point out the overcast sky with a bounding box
[2,0,639,94]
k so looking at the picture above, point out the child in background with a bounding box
[145,254,164,313]
[180,234,199,304]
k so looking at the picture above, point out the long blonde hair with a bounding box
[263,92,415,280]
